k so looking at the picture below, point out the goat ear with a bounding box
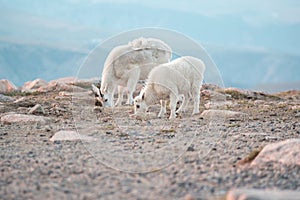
[91,84,100,96]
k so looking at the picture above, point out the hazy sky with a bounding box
[1,0,299,55]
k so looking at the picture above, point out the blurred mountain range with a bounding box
[0,41,86,86]
[0,40,299,93]
[206,45,300,92]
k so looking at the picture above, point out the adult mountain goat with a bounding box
[134,56,205,119]
[92,37,172,107]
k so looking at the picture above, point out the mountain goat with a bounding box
[134,56,205,119]
[92,37,172,107]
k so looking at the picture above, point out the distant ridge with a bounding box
[1,40,299,90]
[254,81,300,93]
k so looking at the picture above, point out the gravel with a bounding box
[1,88,299,199]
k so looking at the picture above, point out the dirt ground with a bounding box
[1,85,300,199]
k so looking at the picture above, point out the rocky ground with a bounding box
[0,79,300,200]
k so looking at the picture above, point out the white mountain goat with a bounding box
[92,37,172,107]
[134,56,205,119]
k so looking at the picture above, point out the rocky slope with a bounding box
[0,78,299,200]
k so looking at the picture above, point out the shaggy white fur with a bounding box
[134,56,205,119]
[95,37,171,107]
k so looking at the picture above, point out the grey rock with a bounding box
[22,78,48,92]
[0,94,15,102]
[226,188,300,200]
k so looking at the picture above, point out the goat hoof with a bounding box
[158,112,166,118]
[175,112,182,119]
[93,106,102,112]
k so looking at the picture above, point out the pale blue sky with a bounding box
[0,0,299,54]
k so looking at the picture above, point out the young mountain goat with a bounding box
[134,56,205,119]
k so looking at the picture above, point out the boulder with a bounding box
[37,81,87,93]
[251,138,300,166]
[226,188,300,200]
[22,78,48,92]
[0,79,17,93]
[0,113,50,125]
[200,109,247,119]
[50,130,96,142]
[21,77,95,93]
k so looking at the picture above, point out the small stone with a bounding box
[28,104,45,115]
[295,112,300,118]
[58,91,72,96]
[187,145,195,152]
[44,125,52,132]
